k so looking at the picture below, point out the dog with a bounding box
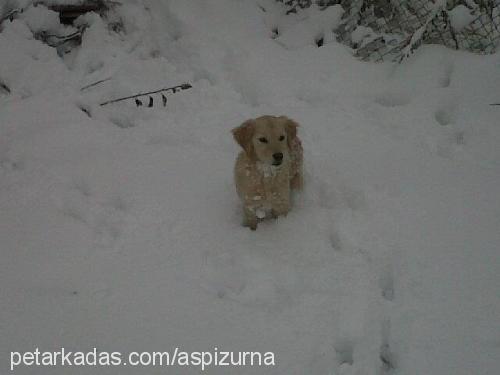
[232,115,303,230]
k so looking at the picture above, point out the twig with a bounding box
[80,77,112,91]
[36,26,86,47]
[0,81,11,94]
[490,103,500,106]
[99,83,192,106]
[38,28,85,43]
[43,30,83,41]
[0,8,21,25]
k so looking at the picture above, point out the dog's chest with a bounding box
[247,164,289,201]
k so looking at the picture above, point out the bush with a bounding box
[276,0,500,61]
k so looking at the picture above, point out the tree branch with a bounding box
[80,77,112,91]
[99,83,192,106]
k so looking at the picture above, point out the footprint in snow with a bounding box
[200,251,247,299]
[379,265,395,302]
[374,92,411,108]
[380,319,396,373]
[434,107,455,126]
[57,178,130,242]
[335,339,354,367]
[439,62,454,88]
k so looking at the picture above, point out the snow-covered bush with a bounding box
[0,0,31,28]
[268,2,344,49]
[275,0,500,61]
[0,0,120,55]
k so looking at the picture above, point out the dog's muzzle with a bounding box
[272,153,283,166]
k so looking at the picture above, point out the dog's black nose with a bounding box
[273,153,283,161]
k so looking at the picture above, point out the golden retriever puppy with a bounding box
[232,115,303,230]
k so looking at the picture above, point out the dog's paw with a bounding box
[246,221,258,231]
[243,219,258,231]
[271,204,290,218]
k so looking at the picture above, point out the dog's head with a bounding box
[232,116,298,166]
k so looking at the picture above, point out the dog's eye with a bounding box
[279,135,285,141]
[258,137,268,143]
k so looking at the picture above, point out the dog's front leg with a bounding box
[272,202,290,218]
[271,190,290,218]
[290,172,303,190]
[243,206,258,230]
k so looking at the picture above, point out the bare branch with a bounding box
[99,83,192,106]
[1,84,10,95]
[80,77,112,91]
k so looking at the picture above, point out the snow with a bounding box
[19,4,62,34]
[37,0,98,5]
[270,3,344,49]
[449,5,476,32]
[255,208,267,219]
[257,161,280,177]
[1,1,500,375]
[351,26,373,44]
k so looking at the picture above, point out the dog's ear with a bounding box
[282,117,299,149]
[232,119,255,157]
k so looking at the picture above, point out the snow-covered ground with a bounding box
[1,1,499,374]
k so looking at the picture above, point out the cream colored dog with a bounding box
[232,115,303,230]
